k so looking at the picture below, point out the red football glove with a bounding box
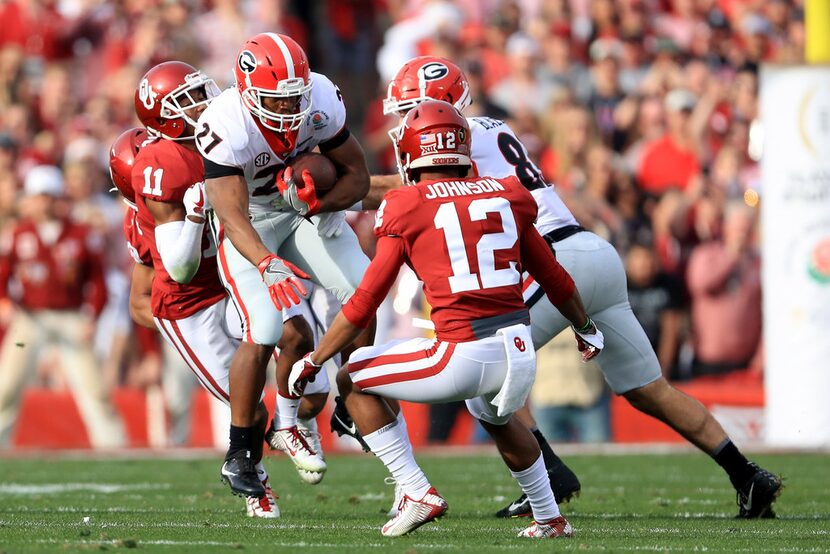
[277,166,321,216]
[257,254,310,310]
[288,352,323,397]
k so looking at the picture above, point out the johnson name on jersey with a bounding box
[468,116,578,236]
[196,72,347,214]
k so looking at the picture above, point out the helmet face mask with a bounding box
[241,85,312,133]
[384,56,472,117]
[163,75,220,132]
[391,100,472,186]
[235,34,313,145]
[135,62,220,142]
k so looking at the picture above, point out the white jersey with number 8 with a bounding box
[467,116,578,236]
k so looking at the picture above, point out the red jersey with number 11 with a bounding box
[132,138,225,320]
[342,175,576,342]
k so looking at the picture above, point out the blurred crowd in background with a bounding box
[0,0,803,445]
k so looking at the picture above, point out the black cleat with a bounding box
[735,463,782,519]
[496,464,581,518]
[220,453,265,498]
[495,493,532,518]
[330,395,370,452]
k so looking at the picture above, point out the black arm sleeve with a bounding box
[318,127,351,153]
[203,157,244,179]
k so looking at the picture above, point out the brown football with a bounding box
[288,152,338,197]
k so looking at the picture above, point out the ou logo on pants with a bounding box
[513,337,526,352]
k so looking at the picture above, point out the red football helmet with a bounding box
[235,33,313,143]
[383,56,471,116]
[134,61,220,141]
[391,100,472,185]
[109,127,150,207]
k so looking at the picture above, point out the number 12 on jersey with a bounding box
[434,197,520,293]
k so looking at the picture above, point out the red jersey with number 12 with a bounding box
[343,175,575,341]
[132,138,225,320]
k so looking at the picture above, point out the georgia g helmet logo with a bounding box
[238,50,257,74]
[138,79,157,110]
[418,62,449,81]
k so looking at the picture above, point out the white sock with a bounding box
[395,410,408,440]
[276,393,300,429]
[510,453,560,522]
[364,421,431,501]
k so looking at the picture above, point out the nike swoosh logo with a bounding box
[281,439,298,456]
[509,498,530,511]
[334,416,358,435]
[296,137,313,149]
[742,482,755,511]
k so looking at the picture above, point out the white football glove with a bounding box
[288,352,323,397]
[183,181,209,221]
[572,318,604,362]
[314,211,346,238]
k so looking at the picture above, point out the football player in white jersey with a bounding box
[196,33,372,498]
[367,56,782,520]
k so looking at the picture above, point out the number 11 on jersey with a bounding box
[434,197,520,293]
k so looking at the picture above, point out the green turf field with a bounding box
[0,450,827,552]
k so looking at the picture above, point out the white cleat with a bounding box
[297,418,326,484]
[267,425,327,480]
[246,476,280,519]
[518,516,573,538]
[381,487,447,537]
[385,477,404,518]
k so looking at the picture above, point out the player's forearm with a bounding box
[318,168,370,212]
[206,177,271,266]
[318,135,370,212]
[311,311,364,365]
[363,174,403,211]
[552,291,591,330]
[220,212,272,266]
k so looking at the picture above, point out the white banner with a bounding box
[761,66,830,447]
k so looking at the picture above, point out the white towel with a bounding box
[491,324,537,417]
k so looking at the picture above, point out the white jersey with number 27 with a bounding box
[196,72,346,215]
[468,116,578,236]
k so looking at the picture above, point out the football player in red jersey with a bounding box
[110,127,216,450]
[130,61,317,511]
[110,125,284,517]
[109,128,155,328]
[288,101,604,538]
[371,56,783,520]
